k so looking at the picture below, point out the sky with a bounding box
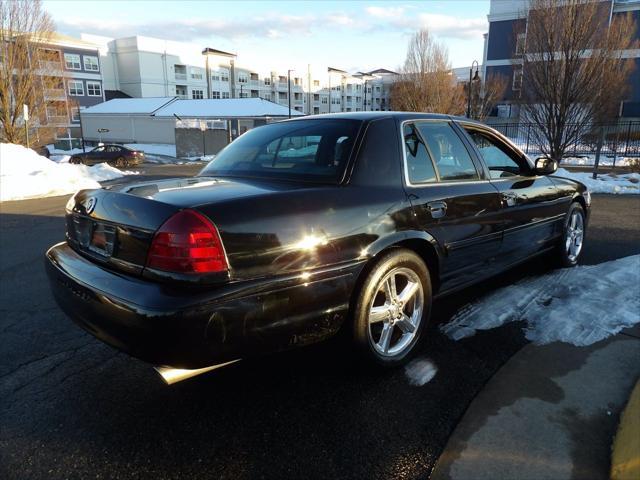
[43,0,490,74]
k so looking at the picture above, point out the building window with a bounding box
[264,78,271,85]
[212,73,220,81]
[321,97,328,104]
[313,80,320,87]
[222,91,230,99]
[192,89,204,99]
[512,68,523,91]
[212,91,221,99]
[83,55,99,71]
[86,81,102,96]
[68,80,84,96]
[262,93,271,101]
[71,106,85,122]
[238,75,248,83]
[220,70,229,82]
[190,68,203,80]
[64,53,81,70]
[239,92,248,98]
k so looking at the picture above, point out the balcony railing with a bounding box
[175,73,187,81]
[44,88,66,100]
[39,61,63,72]
[46,114,69,125]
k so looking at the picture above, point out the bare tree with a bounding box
[0,0,55,145]
[390,29,465,114]
[520,0,638,162]
[470,74,508,121]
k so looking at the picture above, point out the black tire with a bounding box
[352,248,432,367]
[115,156,126,168]
[69,156,80,164]
[555,202,586,267]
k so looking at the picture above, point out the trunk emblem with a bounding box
[84,197,97,214]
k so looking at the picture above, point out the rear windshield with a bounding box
[199,119,361,183]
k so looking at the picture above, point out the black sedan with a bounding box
[69,144,145,167]
[45,113,590,383]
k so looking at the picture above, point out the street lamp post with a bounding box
[466,60,480,119]
[287,69,294,119]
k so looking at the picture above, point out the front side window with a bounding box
[86,81,102,96]
[200,119,361,183]
[68,80,84,96]
[415,122,479,181]
[403,124,437,184]
[64,53,81,70]
[465,129,524,178]
[83,55,99,71]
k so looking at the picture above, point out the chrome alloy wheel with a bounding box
[565,210,584,262]
[367,267,424,357]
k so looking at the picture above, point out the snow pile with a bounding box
[562,155,636,167]
[124,143,176,158]
[441,255,640,347]
[404,358,438,386]
[555,168,640,194]
[0,143,136,201]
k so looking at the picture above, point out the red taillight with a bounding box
[146,209,228,274]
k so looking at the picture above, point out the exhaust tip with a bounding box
[154,359,241,385]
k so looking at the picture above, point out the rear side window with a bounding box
[200,119,361,183]
[415,123,479,181]
[403,123,437,184]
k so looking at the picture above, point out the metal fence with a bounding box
[489,121,640,161]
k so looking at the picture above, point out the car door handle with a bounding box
[501,192,518,207]
[426,201,447,219]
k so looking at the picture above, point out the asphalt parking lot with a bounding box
[1,165,639,479]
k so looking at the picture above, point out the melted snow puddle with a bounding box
[441,255,640,346]
[405,358,438,386]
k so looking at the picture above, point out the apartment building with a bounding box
[83,34,396,116]
[8,33,104,139]
[483,0,640,119]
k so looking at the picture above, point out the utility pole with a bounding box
[287,69,293,119]
[466,60,480,119]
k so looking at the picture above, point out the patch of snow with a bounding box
[405,358,438,386]
[82,97,176,115]
[154,98,304,118]
[441,255,640,347]
[0,143,136,202]
[124,143,177,158]
[554,168,640,194]
[562,155,635,167]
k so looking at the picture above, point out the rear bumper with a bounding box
[45,242,361,369]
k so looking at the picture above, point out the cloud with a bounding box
[366,6,406,18]
[54,6,486,44]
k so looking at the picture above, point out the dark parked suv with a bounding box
[46,113,589,383]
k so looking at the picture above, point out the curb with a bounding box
[611,379,640,480]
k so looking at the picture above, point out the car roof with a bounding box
[281,111,485,126]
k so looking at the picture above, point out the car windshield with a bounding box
[199,119,362,183]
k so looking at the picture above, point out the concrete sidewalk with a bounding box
[432,325,640,480]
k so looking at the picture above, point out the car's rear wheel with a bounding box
[556,202,586,267]
[115,156,126,168]
[69,156,80,164]
[353,249,431,366]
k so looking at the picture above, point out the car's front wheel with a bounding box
[353,249,431,367]
[556,202,586,267]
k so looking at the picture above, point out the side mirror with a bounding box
[534,156,558,175]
